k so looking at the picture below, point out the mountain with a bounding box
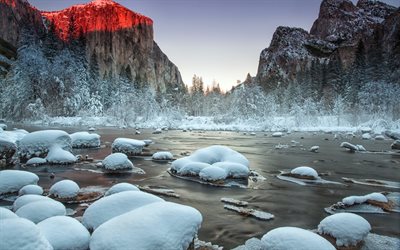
[41,0,183,92]
[255,0,399,90]
[0,0,184,119]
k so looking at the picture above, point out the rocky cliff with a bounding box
[255,0,399,89]
[0,0,183,93]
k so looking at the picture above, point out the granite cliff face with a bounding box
[0,0,183,93]
[255,0,399,89]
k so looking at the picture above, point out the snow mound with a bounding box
[90,201,202,250]
[212,162,250,178]
[318,213,371,247]
[19,184,43,196]
[26,157,47,165]
[261,227,335,250]
[342,192,388,206]
[0,129,29,143]
[49,180,80,198]
[199,166,228,182]
[18,130,71,160]
[15,199,66,223]
[46,145,77,164]
[0,170,39,194]
[290,166,319,179]
[0,218,53,250]
[272,132,283,137]
[374,135,385,140]
[104,182,139,196]
[152,151,174,160]
[102,153,133,171]
[232,237,264,250]
[0,207,18,220]
[111,138,146,156]
[13,194,53,211]
[82,191,164,230]
[0,123,6,130]
[362,133,372,140]
[38,216,90,250]
[70,132,101,148]
[171,145,250,182]
[340,142,365,152]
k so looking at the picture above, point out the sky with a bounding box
[29,0,400,90]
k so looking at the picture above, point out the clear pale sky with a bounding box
[29,0,399,90]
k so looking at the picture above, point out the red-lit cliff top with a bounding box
[41,0,153,40]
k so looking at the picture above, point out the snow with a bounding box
[362,233,400,250]
[0,170,39,194]
[111,138,146,156]
[70,131,101,148]
[362,133,372,140]
[13,194,53,211]
[342,192,388,206]
[309,145,319,152]
[0,218,53,250]
[38,216,90,250]
[0,123,7,130]
[18,130,71,160]
[0,207,18,220]
[360,127,372,133]
[290,166,319,179]
[90,201,202,250]
[232,238,264,250]
[224,205,274,220]
[340,142,365,151]
[199,166,228,182]
[26,157,47,165]
[46,145,77,164]
[15,199,66,223]
[374,135,385,140]
[171,145,250,182]
[49,180,80,198]
[19,184,43,196]
[212,162,250,178]
[272,132,283,137]
[82,191,164,230]
[318,213,371,247]
[261,227,335,250]
[152,151,174,160]
[104,182,139,196]
[102,153,134,171]
[221,197,249,206]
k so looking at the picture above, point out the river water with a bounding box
[5,126,400,248]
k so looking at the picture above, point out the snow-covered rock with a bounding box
[15,199,66,223]
[340,142,365,152]
[102,153,143,173]
[0,218,53,250]
[152,151,174,160]
[171,145,250,182]
[82,191,164,230]
[90,201,202,250]
[342,192,388,206]
[38,216,90,250]
[70,132,101,148]
[212,162,250,178]
[111,138,146,156]
[374,135,385,140]
[362,133,372,140]
[0,139,17,165]
[0,207,18,220]
[232,237,265,250]
[13,194,53,211]
[385,131,400,140]
[18,130,72,160]
[309,145,319,152]
[392,140,400,150]
[0,129,29,143]
[318,213,371,248]
[360,127,372,134]
[49,180,80,199]
[199,166,228,182]
[26,157,47,165]
[0,170,39,194]
[261,227,335,250]
[104,182,139,196]
[19,184,43,196]
[143,139,152,146]
[0,123,7,130]
[290,166,319,179]
[46,145,77,164]
[272,132,283,137]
